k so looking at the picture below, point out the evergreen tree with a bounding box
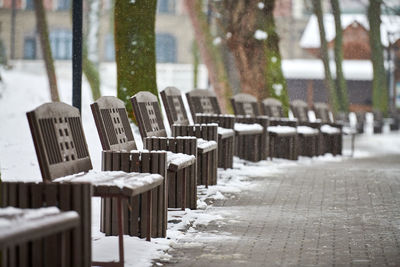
[115,0,158,120]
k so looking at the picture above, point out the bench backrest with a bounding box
[91,96,137,151]
[290,99,309,123]
[27,102,92,181]
[186,89,222,119]
[314,102,332,123]
[131,91,167,139]
[261,98,284,118]
[160,87,190,126]
[231,93,260,117]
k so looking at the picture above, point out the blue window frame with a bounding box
[50,30,72,59]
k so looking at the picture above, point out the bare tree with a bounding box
[34,0,59,101]
[185,0,232,113]
[331,0,349,112]
[368,0,388,114]
[312,0,338,113]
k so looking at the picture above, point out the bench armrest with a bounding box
[144,136,197,156]
[172,124,218,142]
[194,113,235,129]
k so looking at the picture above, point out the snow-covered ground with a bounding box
[0,62,399,266]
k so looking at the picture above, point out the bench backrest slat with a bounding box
[91,96,137,151]
[160,87,190,126]
[186,89,221,119]
[231,93,260,117]
[261,98,284,118]
[131,92,167,139]
[290,99,309,123]
[27,102,92,181]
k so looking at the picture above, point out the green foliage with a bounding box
[115,0,158,121]
[368,0,388,114]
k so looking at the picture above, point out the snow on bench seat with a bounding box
[166,152,196,172]
[0,207,79,249]
[321,124,341,134]
[55,171,164,197]
[342,126,357,135]
[268,125,297,135]
[234,123,264,135]
[217,127,235,139]
[297,125,319,135]
[197,138,218,153]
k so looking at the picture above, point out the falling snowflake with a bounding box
[271,56,277,63]
[258,2,264,9]
[254,30,268,40]
[226,32,232,39]
[213,37,222,45]
[272,84,283,96]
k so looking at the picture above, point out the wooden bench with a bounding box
[123,93,200,210]
[26,102,165,266]
[290,100,326,156]
[372,110,384,134]
[91,96,196,229]
[262,98,319,158]
[160,87,221,185]
[186,89,264,162]
[230,93,270,160]
[1,182,91,267]
[161,87,234,169]
[313,102,343,156]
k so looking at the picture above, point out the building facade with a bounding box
[0,0,194,63]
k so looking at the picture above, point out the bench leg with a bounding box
[117,196,124,265]
[147,191,152,242]
[182,170,186,211]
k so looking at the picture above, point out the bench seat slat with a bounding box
[54,171,164,198]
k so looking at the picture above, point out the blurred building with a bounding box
[0,0,194,63]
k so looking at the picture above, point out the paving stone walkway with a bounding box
[162,146,400,266]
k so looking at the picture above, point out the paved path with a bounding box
[162,143,400,266]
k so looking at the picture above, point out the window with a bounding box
[104,34,115,61]
[157,0,175,14]
[25,0,34,10]
[57,0,70,10]
[50,30,72,59]
[156,33,177,63]
[24,37,36,59]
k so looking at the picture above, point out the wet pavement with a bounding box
[161,135,400,266]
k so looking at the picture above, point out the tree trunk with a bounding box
[34,0,60,102]
[185,0,232,113]
[367,0,388,114]
[331,0,349,112]
[115,0,158,120]
[83,0,101,101]
[313,0,338,114]
[211,0,289,113]
[263,0,290,115]
[192,40,199,89]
